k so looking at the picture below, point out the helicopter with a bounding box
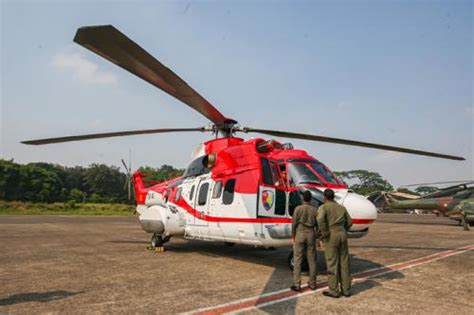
[22,25,465,264]
[383,181,474,226]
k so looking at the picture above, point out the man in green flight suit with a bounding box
[457,200,472,231]
[317,188,353,298]
[291,190,318,292]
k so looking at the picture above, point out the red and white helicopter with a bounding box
[24,25,464,264]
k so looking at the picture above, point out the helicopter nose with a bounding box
[342,192,378,231]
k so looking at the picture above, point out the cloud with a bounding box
[52,52,117,84]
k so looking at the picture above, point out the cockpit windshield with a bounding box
[287,163,324,186]
[308,161,341,185]
[287,159,342,186]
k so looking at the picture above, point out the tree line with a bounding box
[0,159,437,204]
[334,170,438,196]
[0,159,184,204]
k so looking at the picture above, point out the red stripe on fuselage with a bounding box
[171,198,375,225]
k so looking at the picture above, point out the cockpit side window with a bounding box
[270,161,282,187]
[261,158,274,185]
[261,158,283,187]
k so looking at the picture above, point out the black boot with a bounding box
[323,291,341,298]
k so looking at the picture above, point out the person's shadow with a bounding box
[0,290,83,306]
[255,250,402,314]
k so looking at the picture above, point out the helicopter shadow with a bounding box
[108,240,149,245]
[0,290,83,306]
[165,240,403,314]
[382,220,457,226]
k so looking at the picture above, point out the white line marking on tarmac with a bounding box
[183,244,474,315]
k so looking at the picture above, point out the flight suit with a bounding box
[461,210,470,231]
[317,200,353,296]
[458,201,471,231]
[292,202,318,288]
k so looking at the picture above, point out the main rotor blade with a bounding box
[22,127,206,145]
[73,25,230,126]
[243,128,465,161]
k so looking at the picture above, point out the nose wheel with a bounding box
[288,251,295,270]
[151,233,164,248]
[148,233,171,253]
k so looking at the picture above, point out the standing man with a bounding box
[461,209,470,231]
[317,188,352,298]
[291,190,318,292]
[458,200,472,231]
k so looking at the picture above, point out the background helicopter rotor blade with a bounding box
[74,25,232,127]
[22,127,207,145]
[121,157,133,201]
[399,180,474,188]
[242,127,465,161]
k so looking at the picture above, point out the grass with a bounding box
[0,200,135,216]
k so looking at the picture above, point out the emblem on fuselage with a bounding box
[262,190,274,210]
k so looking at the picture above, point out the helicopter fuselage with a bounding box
[133,137,377,246]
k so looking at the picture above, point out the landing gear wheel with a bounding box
[151,233,164,248]
[224,242,235,247]
[288,251,295,270]
[287,250,309,271]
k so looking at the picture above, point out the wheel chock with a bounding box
[146,245,166,253]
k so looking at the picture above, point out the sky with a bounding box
[1,0,472,187]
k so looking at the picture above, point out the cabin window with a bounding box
[198,183,209,206]
[175,187,182,202]
[223,179,236,205]
[212,181,223,198]
[189,185,195,200]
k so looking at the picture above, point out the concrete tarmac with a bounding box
[0,214,473,314]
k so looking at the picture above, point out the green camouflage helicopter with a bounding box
[370,181,474,230]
